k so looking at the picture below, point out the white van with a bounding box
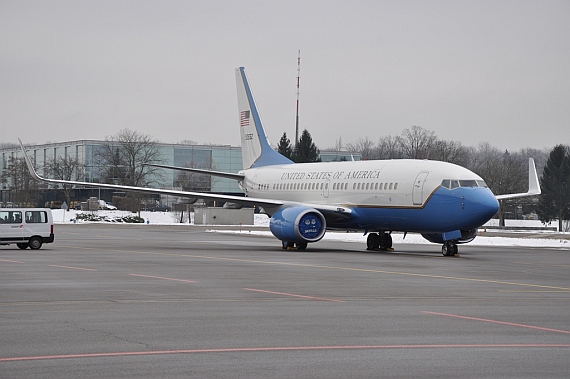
[0,208,54,249]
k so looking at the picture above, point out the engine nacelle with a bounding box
[421,229,478,244]
[269,206,326,243]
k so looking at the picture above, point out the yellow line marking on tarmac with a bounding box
[59,245,570,292]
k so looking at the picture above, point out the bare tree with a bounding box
[96,129,163,212]
[345,137,376,160]
[376,135,402,159]
[0,157,41,206]
[398,125,437,159]
[430,139,470,166]
[45,156,85,211]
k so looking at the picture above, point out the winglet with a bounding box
[18,138,44,181]
[495,158,541,200]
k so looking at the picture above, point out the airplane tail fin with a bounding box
[236,67,293,169]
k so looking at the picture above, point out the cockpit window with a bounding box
[459,180,478,187]
[476,180,488,188]
[441,179,488,189]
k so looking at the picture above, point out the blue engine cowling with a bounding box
[269,206,326,244]
[421,229,478,244]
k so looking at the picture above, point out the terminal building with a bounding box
[1,140,360,208]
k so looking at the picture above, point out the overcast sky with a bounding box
[1,0,568,152]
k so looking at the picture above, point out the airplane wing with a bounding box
[18,139,282,210]
[143,163,245,181]
[495,158,541,200]
[19,139,354,220]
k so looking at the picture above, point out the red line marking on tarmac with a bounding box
[2,343,569,362]
[0,259,26,264]
[242,288,345,303]
[422,311,570,335]
[129,274,196,283]
[48,265,97,271]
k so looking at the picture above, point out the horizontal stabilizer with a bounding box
[144,163,245,181]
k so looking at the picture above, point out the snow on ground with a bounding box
[51,209,569,249]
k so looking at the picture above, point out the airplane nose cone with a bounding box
[466,188,500,226]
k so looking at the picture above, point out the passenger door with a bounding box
[412,172,429,205]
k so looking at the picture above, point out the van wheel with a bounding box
[28,237,43,250]
[17,243,29,249]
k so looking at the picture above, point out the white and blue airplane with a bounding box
[19,67,541,255]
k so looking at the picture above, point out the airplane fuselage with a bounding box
[240,159,499,234]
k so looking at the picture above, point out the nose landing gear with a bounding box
[442,241,459,256]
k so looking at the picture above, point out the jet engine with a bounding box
[421,229,478,244]
[269,206,326,244]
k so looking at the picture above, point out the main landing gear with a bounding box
[442,241,459,256]
[366,232,393,251]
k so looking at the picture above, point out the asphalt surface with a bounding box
[1,224,569,378]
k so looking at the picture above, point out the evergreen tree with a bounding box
[277,132,293,159]
[292,129,321,163]
[537,145,570,231]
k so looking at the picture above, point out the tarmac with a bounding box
[1,223,569,378]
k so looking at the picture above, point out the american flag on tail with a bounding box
[240,110,250,126]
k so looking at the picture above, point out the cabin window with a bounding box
[394,183,398,190]
[0,211,22,224]
[389,183,393,190]
[25,211,48,223]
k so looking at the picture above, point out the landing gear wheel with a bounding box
[17,243,28,249]
[442,241,457,256]
[379,232,393,250]
[367,233,380,250]
[296,242,308,250]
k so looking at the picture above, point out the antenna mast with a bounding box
[295,50,301,146]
